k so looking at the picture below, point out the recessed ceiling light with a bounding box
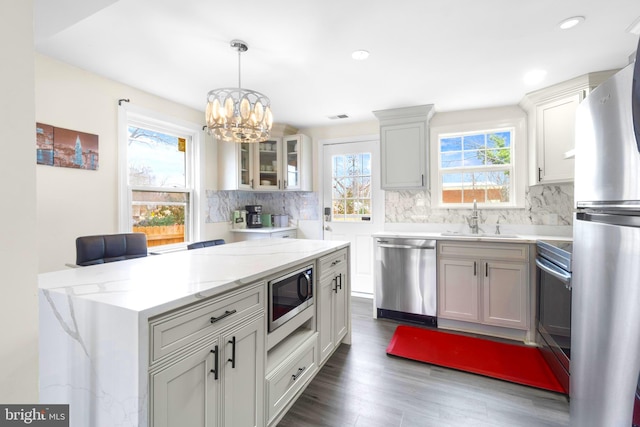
[559,16,585,30]
[351,50,370,61]
[524,69,547,85]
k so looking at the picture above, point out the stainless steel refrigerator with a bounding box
[572,41,640,426]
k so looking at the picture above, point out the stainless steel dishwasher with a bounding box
[374,237,437,326]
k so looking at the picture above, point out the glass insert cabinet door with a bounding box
[284,136,302,190]
[239,142,252,188]
[255,139,280,190]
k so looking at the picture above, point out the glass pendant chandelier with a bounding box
[205,40,273,143]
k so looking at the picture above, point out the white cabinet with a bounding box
[218,141,255,190]
[317,248,349,364]
[437,242,529,330]
[520,71,615,184]
[231,228,297,242]
[373,105,434,190]
[254,135,311,191]
[534,94,581,183]
[150,341,220,427]
[482,260,528,328]
[221,316,265,427]
[149,283,265,427]
[220,134,311,191]
[265,332,318,425]
[438,258,479,322]
[253,138,281,191]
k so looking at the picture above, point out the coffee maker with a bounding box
[245,205,263,228]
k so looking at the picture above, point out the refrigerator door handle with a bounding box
[577,212,640,228]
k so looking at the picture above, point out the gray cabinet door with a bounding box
[482,261,529,329]
[438,258,479,322]
[380,122,426,189]
[221,315,265,427]
[333,263,349,343]
[151,339,220,427]
[317,272,335,364]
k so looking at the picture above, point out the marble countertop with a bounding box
[230,226,297,233]
[39,238,348,318]
[372,231,572,243]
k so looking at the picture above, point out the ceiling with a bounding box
[34,0,640,129]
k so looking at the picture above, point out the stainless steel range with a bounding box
[536,239,572,394]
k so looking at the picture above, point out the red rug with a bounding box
[386,325,566,394]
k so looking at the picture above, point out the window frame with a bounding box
[118,104,203,249]
[430,110,526,209]
[330,151,373,222]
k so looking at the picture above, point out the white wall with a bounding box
[35,55,216,272]
[0,0,39,402]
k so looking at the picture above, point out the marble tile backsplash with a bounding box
[385,184,574,226]
[207,184,573,228]
[206,191,320,223]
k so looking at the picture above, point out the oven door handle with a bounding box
[536,257,572,288]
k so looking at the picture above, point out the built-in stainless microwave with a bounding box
[268,265,313,332]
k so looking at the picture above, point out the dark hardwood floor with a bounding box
[278,297,569,427]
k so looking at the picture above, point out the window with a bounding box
[118,105,202,248]
[438,128,513,205]
[331,152,372,221]
[430,108,526,209]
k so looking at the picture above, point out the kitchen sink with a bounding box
[440,232,520,239]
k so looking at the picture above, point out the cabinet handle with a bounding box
[291,366,306,381]
[485,262,488,277]
[421,174,424,186]
[538,167,542,182]
[210,345,219,380]
[210,309,236,324]
[278,179,281,189]
[337,273,343,290]
[331,259,342,266]
[473,261,477,276]
[228,336,236,368]
[250,178,254,189]
[332,277,338,294]
[284,180,287,189]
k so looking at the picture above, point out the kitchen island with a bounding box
[39,238,350,427]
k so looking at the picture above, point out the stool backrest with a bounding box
[76,233,148,266]
[186,239,226,250]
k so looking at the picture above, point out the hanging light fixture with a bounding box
[205,39,273,143]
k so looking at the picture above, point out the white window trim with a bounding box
[117,103,204,247]
[430,113,526,209]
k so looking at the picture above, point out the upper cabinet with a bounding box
[253,135,312,191]
[374,105,435,190]
[218,141,255,191]
[520,71,616,185]
[218,131,312,192]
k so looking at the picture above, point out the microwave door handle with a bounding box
[297,272,312,301]
[536,257,571,285]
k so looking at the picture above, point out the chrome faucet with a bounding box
[467,199,480,234]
